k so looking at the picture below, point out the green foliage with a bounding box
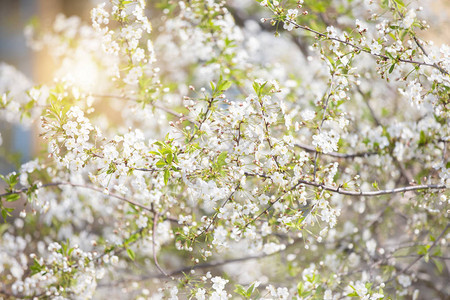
[234,282,257,299]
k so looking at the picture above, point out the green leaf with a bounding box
[164,169,170,185]
[432,258,443,273]
[160,146,172,154]
[389,63,395,74]
[297,281,312,297]
[6,194,20,202]
[252,82,260,94]
[127,248,135,261]
[61,240,69,255]
[156,159,166,168]
[166,152,173,164]
[394,0,405,7]
[417,245,427,255]
[1,208,8,220]
[10,173,19,186]
[246,283,256,297]
[216,151,228,168]
[125,232,140,245]
[418,130,426,146]
[372,181,379,190]
[30,259,43,275]
[1,207,13,220]
[297,281,303,295]
[221,80,232,91]
[234,284,247,298]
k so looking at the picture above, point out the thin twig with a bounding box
[187,97,215,144]
[152,212,171,278]
[385,223,450,283]
[244,172,446,196]
[244,180,303,228]
[190,183,240,246]
[295,143,378,159]
[313,90,333,180]
[412,30,447,75]
[284,19,448,75]
[296,179,445,196]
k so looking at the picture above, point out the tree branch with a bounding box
[0,182,180,223]
[284,19,448,75]
[190,183,241,246]
[244,172,446,196]
[295,142,378,159]
[296,179,446,196]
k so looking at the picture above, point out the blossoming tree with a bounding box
[0,0,449,299]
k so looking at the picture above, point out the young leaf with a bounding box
[221,80,232,91]
[166,152,173,164]
[164,169,170,185]
[156,159,166,168]
[6,194,20,202]
[216,151,228,168]
[127,248,135,261]
[389,63,395,74]
[234,284,247,298]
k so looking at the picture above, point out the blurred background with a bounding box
[0,0,95,173]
